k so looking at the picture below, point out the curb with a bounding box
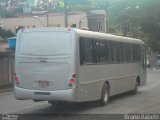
[0,88,13,93]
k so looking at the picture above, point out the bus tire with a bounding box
[100,83,109,106]
[130,79,139,95]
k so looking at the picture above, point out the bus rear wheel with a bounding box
[100,83,109,106]
[130,79,139,95]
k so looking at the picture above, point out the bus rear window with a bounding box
[19,32,71,56]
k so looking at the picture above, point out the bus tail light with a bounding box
[68,74,76,88]
[14,73,20,87]
[70,79,75,84]
[72,74,77,79]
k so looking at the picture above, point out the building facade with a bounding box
[1,12,88,34]
[87,9,107,33]
[1,10,107,34]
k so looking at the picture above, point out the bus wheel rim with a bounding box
[104,91,108,102]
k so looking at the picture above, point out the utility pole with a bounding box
[47,13,49,27]
[64,0,68,27]
[33,16,45,27]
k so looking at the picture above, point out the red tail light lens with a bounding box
[70,79,75,84]
[14,73,20,81]
[15,76,19,81]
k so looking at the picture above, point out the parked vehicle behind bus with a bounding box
[14,28,147,106]
[157,55,160,66]
[146,59,150,67]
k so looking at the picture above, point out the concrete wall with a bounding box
[0,52,14,88]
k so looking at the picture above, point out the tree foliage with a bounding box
[107,0,160,53]
[51,0,107,12]
[0,27,15,39]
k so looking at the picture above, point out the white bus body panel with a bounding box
[77,64,138,101]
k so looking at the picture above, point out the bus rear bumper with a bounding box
[14,87,77,102]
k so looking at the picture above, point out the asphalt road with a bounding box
[0,67,160,115]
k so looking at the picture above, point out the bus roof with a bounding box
[18,27,144,45]
[75,28,144,45]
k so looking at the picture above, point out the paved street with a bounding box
[0,67,160,114]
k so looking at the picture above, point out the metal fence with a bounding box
[0,52,14,89]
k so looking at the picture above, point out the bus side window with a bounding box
[122,42,127,63]
[126,43,130,63]
[91,39,97,63]
[79,37,84,65]
[106,41,113,63]
[137,45,141,62]
[105,41,109,63]
[79,37,95,65]
[118,42,123,63]
[130,44,134,62]
[94,40,106,64]
[112,42,119,64]
[133,44,136,62]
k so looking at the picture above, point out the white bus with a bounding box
[14,28,147,106]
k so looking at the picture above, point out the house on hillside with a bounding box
[86,10,107,33]
[2,9,107,34]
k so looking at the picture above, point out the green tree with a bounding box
[108,0,160,53]
[51,0,107,12]
[0,27,15,39]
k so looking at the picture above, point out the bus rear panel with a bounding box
[14,28,78,101]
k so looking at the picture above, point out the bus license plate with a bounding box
[38,80,49,87]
